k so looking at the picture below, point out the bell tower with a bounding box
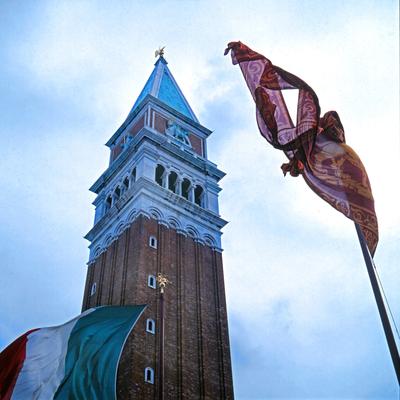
[82,53,234,399]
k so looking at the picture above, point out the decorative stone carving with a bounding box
[165,120,191,147]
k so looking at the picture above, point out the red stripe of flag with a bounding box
[0,329,39,400]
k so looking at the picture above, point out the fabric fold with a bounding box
[225,41,378,255]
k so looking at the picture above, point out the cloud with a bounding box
[0,0,398,397]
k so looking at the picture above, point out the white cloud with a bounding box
[1,0,398,397]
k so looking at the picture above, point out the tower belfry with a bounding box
[82,53,234,399]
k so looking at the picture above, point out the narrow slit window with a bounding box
[144,367,154,384]
[146,318,155,334]
[90,282,97,296]
[148,275,156,289]
[149,236,157,249]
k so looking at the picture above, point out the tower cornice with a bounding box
[86,177,227,241]
[85,176,228,262]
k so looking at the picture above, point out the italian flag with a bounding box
[0,305,145,399]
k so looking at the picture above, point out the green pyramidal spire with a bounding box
[128,55,198,122]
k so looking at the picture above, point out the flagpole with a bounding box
[355,223,400,385]
[157,274,170,400]
[159,287,165,400]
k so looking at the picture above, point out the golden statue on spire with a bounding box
[155,46,166,58]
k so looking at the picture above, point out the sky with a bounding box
[0,1,399,398]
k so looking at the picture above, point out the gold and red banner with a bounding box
[225,41,378,255]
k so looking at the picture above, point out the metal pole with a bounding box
[355,223,400,385]
[156,273,170,400]
[158,288,165,400]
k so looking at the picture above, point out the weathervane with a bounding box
[155,46,166,58]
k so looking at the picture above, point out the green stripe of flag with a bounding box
[54,305,146,400]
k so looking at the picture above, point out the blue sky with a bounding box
[0,1,399,398]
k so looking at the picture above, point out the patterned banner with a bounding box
[225,41,378,255]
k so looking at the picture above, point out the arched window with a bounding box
[149,236,157,249]
[148,275,156,289]
[114,186,121,202]
[146,318,155,334]
[155,164,165,187]
[181,178,191,200]
[131,167,137,184]
[204,235,216,247]
[144,367,154,384]
[105,195,112,211]
[168,171,178,193]
[194,185,204,207]
[90,282,97,296]
[123,176,129,191]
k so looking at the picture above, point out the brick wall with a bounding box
[82,215,234,399]
[110,115,145,163]
[188,133,203,156]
